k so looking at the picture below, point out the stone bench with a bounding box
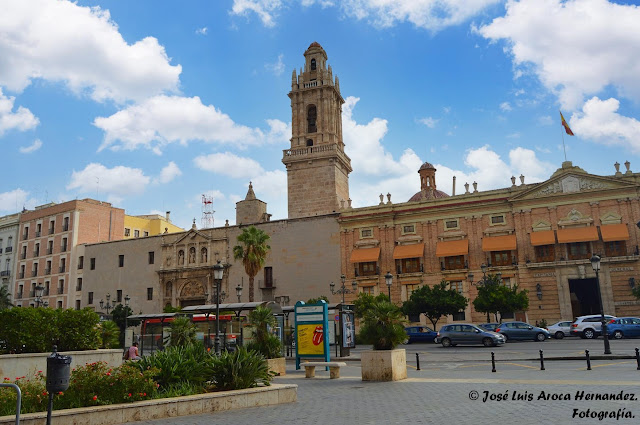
[302,361,347,379]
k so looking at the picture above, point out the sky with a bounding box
[2,0,640,230]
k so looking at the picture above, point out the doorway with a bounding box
[568,278,599,318]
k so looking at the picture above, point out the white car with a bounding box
[570,314,617,339]
[547,321,575,339]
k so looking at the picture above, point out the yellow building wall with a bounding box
[123,215,184,239]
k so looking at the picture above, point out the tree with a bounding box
[401,281,468,330]
[246,306,281,358]
[472,274,529,322]
[353,292,390,318]
[0,286,13,310]
[99,320,121,348]
[359,299,407,350]
[166,316,197,347]
[306,296,329,304]
[233,226,271,302]
[111,304,141,347]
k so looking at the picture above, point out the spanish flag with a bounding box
[560,111,574,136]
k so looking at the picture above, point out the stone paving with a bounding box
[129,358,640,425]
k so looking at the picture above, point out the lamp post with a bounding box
[590,255,611,355]
[329,274,357,304]
[124,294,130,346]
[236,284,243,303]
[469,264,491,322]
[35,284,45,307]
[213,260,224,355]
[385,271,393,300]
[99,293,113,315]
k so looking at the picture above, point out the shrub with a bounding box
[211,347,273,390]
[246,306,282,359]
[0,373,49,415]
[133,343,214,389]
[166,316,197,347]
[359,300,407,350]
[99,320,121,349]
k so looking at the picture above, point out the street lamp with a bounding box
[34,284,45,307]
[236,284,243,303]
[329,274,358,304]
[385,271,393,300]
[124,294,131,345]
[99,293,113,315]
[213,260,224,355]
[590,254,611,355]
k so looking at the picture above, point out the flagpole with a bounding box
[559,111,567,162]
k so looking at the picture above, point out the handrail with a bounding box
[0,383,21,424]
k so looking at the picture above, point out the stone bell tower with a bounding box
[282,42,352,219]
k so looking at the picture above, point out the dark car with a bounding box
[435,324,505,347]
[478,323,500,332]
[495,321,551,342]
[607,317,640,339]
[404,326,437,343]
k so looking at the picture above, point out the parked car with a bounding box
[495,321,551,342]
[547,321,574,339]
[404,326,437,343]
[570,314,617,339]
[606,317,640,339]
[435,324,505,347]
[478,323,500,332]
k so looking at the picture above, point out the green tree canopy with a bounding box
[359,299,407,350]
[306,296,329,304]
[472,274,529,322]
[166,316,198,347]
[233,226,271,302]
[401,281,468,330]
[111,303,141,346]
[353,292,390,318]
[0,286,13,310]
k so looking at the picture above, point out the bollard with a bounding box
[491,352,496,373]
[539,350,545,371]
[585,349,591,371]
[416,352,421,371]
[635,348,640,371]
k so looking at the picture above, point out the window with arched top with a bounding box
[307,105,317,133]
[306,139,313,147]
[311,58,316,71]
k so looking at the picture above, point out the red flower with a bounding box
[93,395,97,401]
[128,393,132,397]
[106,372,111,376]
[143,393,146,396]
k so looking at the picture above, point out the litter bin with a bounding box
[46,347,72,393]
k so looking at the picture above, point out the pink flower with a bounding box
[92,395,97,401]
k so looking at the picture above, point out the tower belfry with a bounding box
[282,42,352,218]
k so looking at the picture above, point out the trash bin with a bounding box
[46,347,72,393]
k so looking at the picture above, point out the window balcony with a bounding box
[62,224,69,232]
[17,291,23,299]
[0,270,10,277]
[0,248,2,253]
[35,231,41,237]
[61,244,67,252]
[43,289,49,296]
[44,268,51,275]
[22,234,28,240]
[18,272,25,279]
[29,290,35,297]
[59,266,66,273]
[4,246,11,253]
[47,248,53,255]
[20,253,27,260]
[31,270,37,277]
[33,250,39,257]
[48,228,55,235]
[57,287,64,295]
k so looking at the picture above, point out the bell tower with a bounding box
[282,42,352,219]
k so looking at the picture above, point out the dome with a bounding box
[308,41,322,49]
[408,189,450,202]
[419,161,436,171]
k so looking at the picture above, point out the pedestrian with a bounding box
[127,341,142,360]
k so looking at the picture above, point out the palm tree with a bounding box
[0,285,13,310]
[233,226,270,302]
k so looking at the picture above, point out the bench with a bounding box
[302,361,347,379]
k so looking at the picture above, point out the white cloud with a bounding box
[19,139,42,154]
[193,152,265,178]
[265,54,285,76]
[571,97,640,153]
[506,133,520,139]
[67,163,151,204]
[478,0,640,110]
[538,115,553,126]
[499,102,512,112]
[231,0,499,31]
[0,88,39,136]
[94,95,290,153]
[418,117,438,128]
[0,0,181,103]
[196,27,208,35]
[156,161,182,183]
[0,189,30,212]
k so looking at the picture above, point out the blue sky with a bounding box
[2,0,640,230]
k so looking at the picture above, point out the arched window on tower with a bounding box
[307,105,317,133]
[306,139,313,147]
[311,58,316,71]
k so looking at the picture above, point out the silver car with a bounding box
[547,321,574,339]
[435,324,506,347]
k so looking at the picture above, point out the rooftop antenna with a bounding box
[201,194,215,229]
[96,177,100,200]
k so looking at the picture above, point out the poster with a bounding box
[296,323,325,355]
[341,312,355,348]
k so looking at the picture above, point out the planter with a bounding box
[266,357,286,376]
[0,349,122,379]
[361,349,407,381]
[0,384,297,425]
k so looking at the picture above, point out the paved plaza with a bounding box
[128,340,640,425]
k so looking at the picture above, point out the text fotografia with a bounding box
[573,408,634,420]
[478,390,637,402]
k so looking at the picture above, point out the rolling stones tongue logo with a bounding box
[312,326,323,345]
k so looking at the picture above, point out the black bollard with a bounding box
[416,352,421,371]
[585,349,591,370]
[491,351,496,373]
[635,348,640,371]
[539,350,545,371]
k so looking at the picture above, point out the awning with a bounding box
[600,224,630,242]
[530,230,556,246]
[482,235,517,252]
[435,239,469,257]
[557,226,599,243]
[349,247,381,263]
[392,243,424,260]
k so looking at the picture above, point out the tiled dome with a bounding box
[419,161,436,170]
[408,189,449,202]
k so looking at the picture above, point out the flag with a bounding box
[560,111,574,136]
